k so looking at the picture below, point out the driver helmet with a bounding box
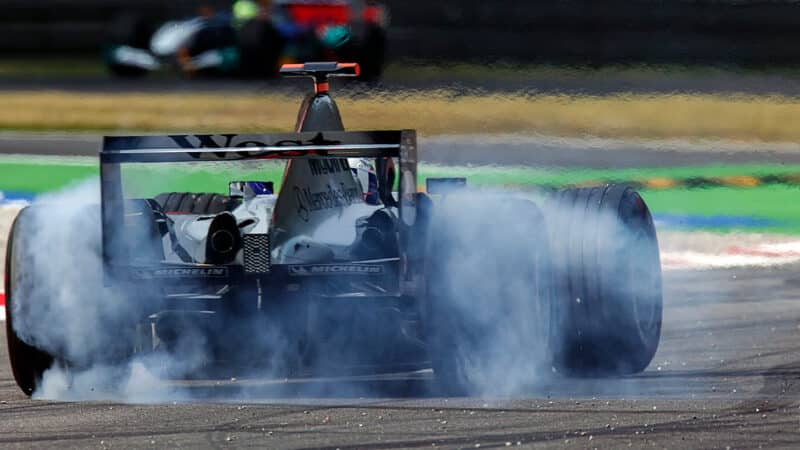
[349,158,379,205]
[233,0,260,23]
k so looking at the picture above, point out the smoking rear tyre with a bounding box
[426,198,553,396]
[548,185,662,376]
[5,207,55,396]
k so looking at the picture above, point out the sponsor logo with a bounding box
[133,267,229,279]
[167,133,343,161]
[308,158,350,176]
[288,264,383,276]
[294,183,360,222]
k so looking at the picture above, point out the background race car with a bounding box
[105,0,388,79]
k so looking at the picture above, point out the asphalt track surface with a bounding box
[0,264,799,448]
[0,140,799,448]
[4,133,800,169]
[7,68,800,96]
[2,91,800,446]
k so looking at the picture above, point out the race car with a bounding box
[105,1,388,79]
[5,62,663,396]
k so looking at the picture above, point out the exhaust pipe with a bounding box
[205,212,241,264]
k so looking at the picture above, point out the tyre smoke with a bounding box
[8,180,661,401]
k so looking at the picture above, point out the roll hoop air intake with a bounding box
[279,62,361,93]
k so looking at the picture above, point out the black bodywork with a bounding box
[106,2,387,79]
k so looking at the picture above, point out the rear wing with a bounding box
[100,130,407,163]
[99,130,419,280]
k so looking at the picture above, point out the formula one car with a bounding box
[6,62,663,396]
[106,1,387,79]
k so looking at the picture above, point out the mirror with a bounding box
[228,181,274,198]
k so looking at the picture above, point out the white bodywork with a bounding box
[163,158,380,266]
[150,19,205,57]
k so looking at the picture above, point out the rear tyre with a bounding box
[5,207,55,396]
[124,199,166,262]
[154,192,240,214]
[357,26,386,81]
[238,20,283,77]
[106,14,153,78]
[425,198,553,395]
[548,185,662,376]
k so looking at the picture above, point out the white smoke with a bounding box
[9,180,659,401]
[423,191,555,396]
[9,180,210,401]
[422,185,662,396]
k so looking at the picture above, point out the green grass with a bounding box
[6,156,800,194]
[0,159,97,193]
[122,163,286,199]
[419,163,800,188]
[420,163,800,234]
[642,185,800,234]
[2,156,799,233]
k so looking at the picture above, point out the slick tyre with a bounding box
[238,21,283,77]
[124,199,166,263]
[154,192,240,214]
[106,13,152,78]
[426,198,553,396]
[357,26,386,81]
[548,185,662,376]
[5,207,55,396]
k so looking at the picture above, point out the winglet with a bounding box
[280,62,361,93]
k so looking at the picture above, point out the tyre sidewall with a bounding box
[5,207,55,395]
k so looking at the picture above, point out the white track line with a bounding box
[661,251,800,270]
[661,240,800,270]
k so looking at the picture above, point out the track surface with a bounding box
[3,133,800,168]
[3,66,800,447]
[6,67,800,97]
[1,264,799,448]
